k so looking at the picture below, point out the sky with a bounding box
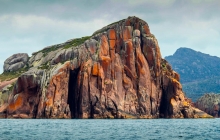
[0,0,220,73]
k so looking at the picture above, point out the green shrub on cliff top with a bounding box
[35,36,91,57]
[42,46,57,57]
[63,36,91,49]
[0,67,28,81]
[0,72,19,81]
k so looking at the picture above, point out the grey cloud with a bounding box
[0,0,107,21]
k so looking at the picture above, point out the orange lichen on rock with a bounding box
[182,101,189,107]
[100,56,111,73]
[100,56,111,62]
[123,26,132,40]
[59,61,70,73]
[92,63,104,79]
[170,98,177,106]
[137,61,145,75]
[8,94,23,113]
[100,35,109,56]
[92,63,99,76]
[137,53,144,68]
[108,29,116,40]
[123,76,130,85]
[109,40,116,49]
[45,98,53,107]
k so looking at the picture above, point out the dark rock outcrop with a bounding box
[0,16,211,119]
[4,53,29,72]
[195,93,220,117]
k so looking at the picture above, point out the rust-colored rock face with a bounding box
[0,16,211,119]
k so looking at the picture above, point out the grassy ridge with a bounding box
[0,67,28,81]
[36,36,91,57]
[63,36,91,49]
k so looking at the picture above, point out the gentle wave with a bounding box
[0,119,220,140]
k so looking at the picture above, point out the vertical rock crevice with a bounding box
[68,68,80,118]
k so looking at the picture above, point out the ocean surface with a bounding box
[0,119,220,140]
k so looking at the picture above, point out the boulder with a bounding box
[4,53,29,72]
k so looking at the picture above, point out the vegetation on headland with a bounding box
[0,67,29,81]
[35,36,91,57]
[7,82,15,91]
[41,46,58,57]
[63,36,91,49]
[38,63,50,70]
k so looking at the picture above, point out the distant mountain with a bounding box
[165,47,220,101]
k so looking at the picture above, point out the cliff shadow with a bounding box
[68,68,81,119]
[159,85,174,118]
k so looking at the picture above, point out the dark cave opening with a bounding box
[159,88,173,118]
[68,68,80,119]
[159,88,167,118]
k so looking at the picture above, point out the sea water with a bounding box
[0,119,220,140]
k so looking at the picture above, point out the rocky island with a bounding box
[0,16,211,119]
[195,93,220,117]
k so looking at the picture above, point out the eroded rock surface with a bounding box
[4,53,29,72]
[0,16,211,119]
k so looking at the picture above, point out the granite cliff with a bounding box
[0,16,211,119]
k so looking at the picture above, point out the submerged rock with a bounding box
[0,16,211,119]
